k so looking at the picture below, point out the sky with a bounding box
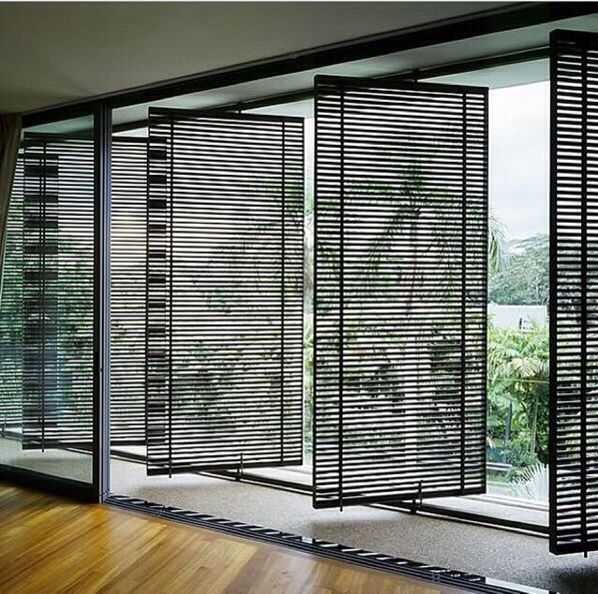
[489,81,549,242]
[296,79,550,241]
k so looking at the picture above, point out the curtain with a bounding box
[0,114,22,305]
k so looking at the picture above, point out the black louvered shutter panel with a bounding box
[146,109,304,475]
[550,29,598,555]
[0,155,24,433]
[110,138,147,445]
[314,76,488,508]
[21,135,94,450]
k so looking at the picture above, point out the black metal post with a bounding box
[93,103,112,502]
[460,92,467,492]
[338,84,345,512]
[548,29,559,557]
[579,41,589,557]
[280,121,286,463]
[167,115,174,479]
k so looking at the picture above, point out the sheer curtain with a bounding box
[0,114,21,303]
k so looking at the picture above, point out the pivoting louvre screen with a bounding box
[21,134,94,450]
[146,109,304,475]
[313,75,488,509]
[0,155,24,432]
[550,30,598,556]
[110,137,147,446]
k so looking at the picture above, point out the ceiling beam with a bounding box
[23,2,596,128]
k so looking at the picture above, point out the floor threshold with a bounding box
[106,493,549,594]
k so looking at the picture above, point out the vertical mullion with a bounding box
[460,93,467,492]
[93,103,111,502]
[481,89,489,491]
[548,32,559,555]
[338,86,345,511]
[580,44,589,554]
[312,92,320,504]
[41,142,46,452]
[144,138,150,458]
[280,121,286,463]
[168,116,175,478]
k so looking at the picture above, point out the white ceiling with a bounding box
[0,2,509,114]
[103,10,598,131]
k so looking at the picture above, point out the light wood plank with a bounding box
[0,482,472,594]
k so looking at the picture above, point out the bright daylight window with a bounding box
[0,59,552,528]
[257,75,551,513]
[486,80,549,504]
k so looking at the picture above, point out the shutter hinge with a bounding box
[236,452,245,481]
[410,481,423,514]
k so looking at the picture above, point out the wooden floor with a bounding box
[0,482,474,594]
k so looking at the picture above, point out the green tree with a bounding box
[487,320,549,466]
[489,234,548,305]
[489,213,510,276]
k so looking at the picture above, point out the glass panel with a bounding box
[0,114,95,483]
[432,64,550,511]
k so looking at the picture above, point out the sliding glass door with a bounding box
[0,112,98,491]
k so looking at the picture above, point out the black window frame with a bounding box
[0,3,589,518]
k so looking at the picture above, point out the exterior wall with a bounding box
[488,303,547,329]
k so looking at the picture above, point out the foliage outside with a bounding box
[304,173,550,501]
[489,234,549,305]
[487,227,549,500]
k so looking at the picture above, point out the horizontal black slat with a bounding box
[110,138,148,446]
[20,135,94,450]
[0,158,24,432]
[550,29,598,556]
[146,110,304,474]
[313,75,488,509]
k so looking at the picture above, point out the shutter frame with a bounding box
[146,108,304,475]
[21,133,95,450]
[0,155,23,433]
[110,137,148,446]
[550,28,598,556]
[313,75,488,509]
